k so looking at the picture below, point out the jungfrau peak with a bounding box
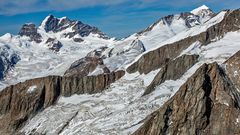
[0,4,240,135]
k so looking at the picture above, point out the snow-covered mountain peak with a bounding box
[191,5,214,19]
[191,5,210,14]
[38,14,107,39]
[39,14,72,32]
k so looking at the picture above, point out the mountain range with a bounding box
[0,5,240,135]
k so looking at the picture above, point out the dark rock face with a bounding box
[64,47,109,77]
[183,13,201,28]
[64,56,106,77]
[224,50,240,106]
[18,23,42,43]
[0,46,21,80]
[73,37,84,43]
[128,10,240,74]
[45,38,63,52]
[162,15,174,25]
[43,15,66,32]
[0,70,125,134]
[144,54,199,95]
[133,63,240,135]
[42,15,107,38]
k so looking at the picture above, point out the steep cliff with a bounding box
[133,62,240,135]
[0,70,124,134]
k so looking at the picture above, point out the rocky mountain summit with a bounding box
[0,5,240,135]
[40,15,107,38]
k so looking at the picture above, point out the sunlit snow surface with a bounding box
[0,33,114,90]
[0,10,226,91]
[22,31,240,134]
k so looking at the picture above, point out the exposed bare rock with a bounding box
[18,23,42,43]
[0,70,125,134]
[224,50,240,105]
[73,37,84,43]
[64,56,105,77]
[0,45,21,80]
[41,15,108,39]
[224,51,240,89]
[138,9,214,35]
[45,38,63,52]
[144,54,199,95]
[133,63,240,135]
[127,9,240,74]
[86,46,108,58]
[126,37,197,74]
[64,47,109,77]
[65,39,145,77]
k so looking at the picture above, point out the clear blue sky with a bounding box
[0,0,239,38]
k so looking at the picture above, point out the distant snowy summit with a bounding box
[191,5,210,14]
[39,15,107,38]
[18,15,108,44]
[191,5,214,18]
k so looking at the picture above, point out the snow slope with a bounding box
[127,5,215,50]
[22,29,240,134]
[0,33,114,90]
[1,6,240,134]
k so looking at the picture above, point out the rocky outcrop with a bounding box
[133,63,240,135]
[18,23,42,43]
[45,38,63,52]
[64,56,107,77]
[0,45,21,80]
[65,39,145,77]
[64,47,109,77]
[0,70,125,134]
[224,50,240,105]
[126,37,197,74]
[73,37,84,43]
[144,54,199,95]
[41,15,107,39]
[127,9,240,74]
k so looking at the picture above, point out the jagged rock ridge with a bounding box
[0,6,240,135]
[41,15,108,38]
[0,70,124,134]
[133,62,240,135]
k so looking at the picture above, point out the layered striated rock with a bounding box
[225,50,240,88]
[144,54,199,95]
[64,56,107,77]
[18,23,42,43]
[0,70,124,134]
[128,9,240,74]
[133,63,240,135]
